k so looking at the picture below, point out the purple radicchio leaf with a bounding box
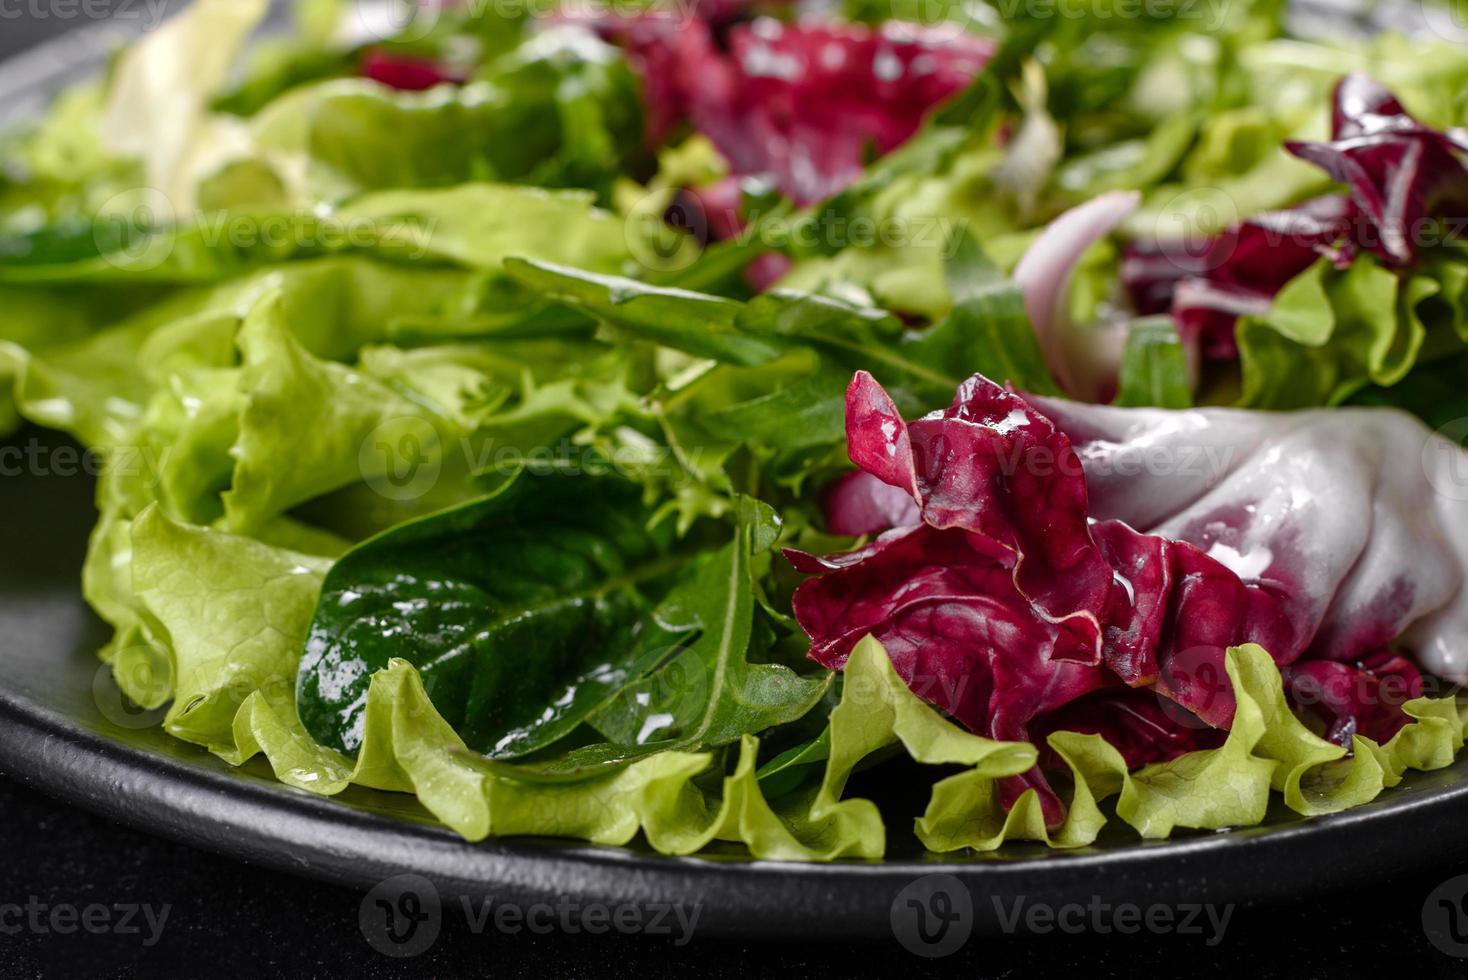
[789,371,1468,824]
[1286,72,1468,267]
[561,13,993,204]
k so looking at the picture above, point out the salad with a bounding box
[4,0,1468,860]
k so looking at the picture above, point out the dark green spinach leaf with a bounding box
[297,470,686,758]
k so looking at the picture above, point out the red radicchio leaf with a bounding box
[744,252,794,291]
[1284,650,1424,746]
[1120,195,1358,361]
[1028,687,1226,771]
[563,13,993,203]
[707,19,994,204]
[786,371,1309,826]
[822,470,921,537]
[1124,74,1468,362]
[360,49,466,91]
[1285,72,1468,266]
[786,522,1116,821]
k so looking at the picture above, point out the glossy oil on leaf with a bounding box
[296,470,685,759]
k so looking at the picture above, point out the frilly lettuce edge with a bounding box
[117,507,1467,859]
[176,634,1467,860]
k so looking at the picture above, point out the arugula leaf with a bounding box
[1115,316,1194,408]
[509,256,1056,405]
[922,232,1059,394]
[561,496,829,769]
[505,258,782,365]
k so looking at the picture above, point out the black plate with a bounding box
[3,16,1468,941]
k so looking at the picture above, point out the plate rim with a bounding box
[7,663,1468,937]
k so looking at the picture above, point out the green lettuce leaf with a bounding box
[97,0,269,213]
[130,503,334,749]
[1238,255,1464,409]
[221,289,467,533]
[0,256,493,446]
[335,184,633,272]
[0,180,636,285]
[919,645,1468,851]
[106,504,1468,863]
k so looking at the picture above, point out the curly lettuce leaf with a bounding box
[1237,254,1463,408]
[919,645,1468,851]
[0,256,494,446]
[221,290,469,534]
[0,180,638,285]
[129,503,334,748]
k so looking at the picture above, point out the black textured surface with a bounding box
[4,10,1468,978]
[3,767,1468,979]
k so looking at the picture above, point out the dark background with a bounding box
[2,8,1468,979]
